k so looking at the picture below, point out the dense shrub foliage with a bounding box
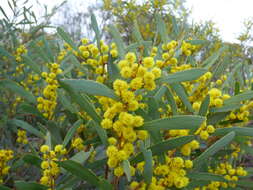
[1,0,253,190]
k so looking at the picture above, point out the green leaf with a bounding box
[62,119,83,147]
[236,180,253,188]
[89,120,108,146]
[0,46,15,60]
[213,127,253,137]
[188,172,226,182]
[141,115,204,131]
[198,95,210,116]
[57,27,78,51]
[171,16,179,37]
[155,13,169,43]
[186,39,209,45]
[15,181,48,190]
[139,142,153,184]
[160,68,207,84]
[0,185,11,190]
[207,112,230,125]
[210,104,242,113]
[193,131,235,167]
[203,46,228,69]
[18,103,45,119]
[107,55,120,82]
[170,83,194,112]
[23,154,42,168]
[70,149,93,164]
[22,54,41,74]
[10,119,44,138]
[154,85,167,101]
[58,89,78,113]
[91,12,101,49]
[123,160,131,182]
[132,20,144,42]
[108,25,126,58]
[165,86,178,115]
[224,90,253,105]
[60,79,118,100]
[58,160,112,190]
[60,81,102,123]
[0,80,36,104]
[131,136,195,163]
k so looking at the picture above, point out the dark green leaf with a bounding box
[193,132,235,167]
[0,80,36,104]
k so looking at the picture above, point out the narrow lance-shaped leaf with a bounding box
[155,13,169,43]
[213,127,253,137]
[108,25,126,58]
[10,119,45,138]
[60,81,102,123]
[193,131,235,167]
[188,172,227,182]
[123,160,132,182]
[140,115,204,131]
[198,95,210,116]
[170,83,194,112]
[160,68,207,84]
[15,181,48,190]
[57,27,78,51]
[165,86,178,115]
[224,90,253,105]
[0,79,36,104]
[91,12,101,49]
[60,79,119,100]
[62,119,83,147]
[22,55,40,74]
[89,120,108,146]
[131,136,195,163]
[139,141,153,184]
[58,160,112,190]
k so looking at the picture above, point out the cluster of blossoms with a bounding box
[57,38,118,83]
[0,149,13,184]
[14,44,27,62]
[131,156,193,189]
[37,63,62,119]
[40,145,66,189]
[194,162,247,190]
[181,40,198,56]
[16,129,28,144]
[71,137,85,151]
[195,121,215,140]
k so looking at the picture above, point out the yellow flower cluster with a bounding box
[0,149,13,184]
[72,137,84,151]
[189,72,213,104]
[208,88,227,108]
[181,41,197,56]
[133,156,193,189]
[215,75,227,86]
[180,139,200,156]
[195,121,215,140]
[37,63,62,119]
[156,40,178,68]
[227,101,253,123]
[110,42,118,58]
[119,52,161,90]
[14,44,27,62]
[195,162,247,189]
[40,145,66,189]
[16,129,28,144]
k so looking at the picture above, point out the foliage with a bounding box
[1,0,253,190]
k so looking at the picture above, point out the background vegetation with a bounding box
[1,0,253,189]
